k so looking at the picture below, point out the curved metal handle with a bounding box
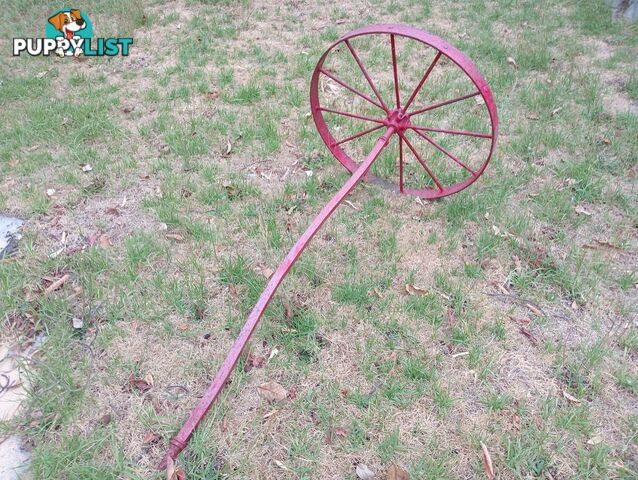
[159,127,395,469]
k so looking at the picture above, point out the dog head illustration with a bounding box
[48,10,86,40]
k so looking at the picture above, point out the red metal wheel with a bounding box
[310,24,498,199]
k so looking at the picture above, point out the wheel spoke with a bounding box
[320,68,386,112]
[336,124,384,146]
[399,132,443,190]
[399,135,404,193]
[319,107,385,124]
[410,125,491,139]
[411,129,477,176]
[345,39,389,112]
[391,34,400,108]
[409,91,481,117]
[404,51,442,111]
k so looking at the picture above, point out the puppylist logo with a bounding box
[13,9,133,57]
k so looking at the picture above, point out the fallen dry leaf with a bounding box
[105,206,120,216]
[525,303,543,316]
[143,432,160,444]
[165,233,185,242]
[480,442,495,479]
[82,164,93,173]
[166,456,176,480]
[255,263,274,279]
[287,385,299,400]
[562,390,582,404]
[506,56,518,68]
[220,416,228,433]
[72,317,84,329]
[356,463,376,480]
[244,353,266,373]
[526,111,540,120]
[98,234,112,248]
[97,413,112,425]
[405,284,428,296]
[128,373,152,393]
[257,381,287,402]
[519,326,538,346]
[387,464,409,480]
[587,435,603,445]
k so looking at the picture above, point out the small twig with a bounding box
[44,274,69,296]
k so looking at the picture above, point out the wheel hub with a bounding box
[384,108,411,133]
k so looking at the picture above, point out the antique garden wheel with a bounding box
[160,24,498,468]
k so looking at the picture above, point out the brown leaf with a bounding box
[325,425,349,445]
[143,432,160,444]
[506,56,518,69]
[525,303,543,316]
[519,326,538,346]
[405,284,428,296]
[287,385,298,400]
[526,111,540,120]
[480,442,495,479]
[206,90,219,100]
[165,233,185,242]
[97,413,112,426]
[562,390,582,404]
[387,464,409,480]
[166,456,176,480]
[244,353,266,372]
[165,456,186,480]
[105,206,121,216]
[128,373,152,393]
[257,381,287,402]
[507,315,531,326]
[98,234,112,248]
[255,263,274,279]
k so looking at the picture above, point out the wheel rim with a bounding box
[310,24,498,199]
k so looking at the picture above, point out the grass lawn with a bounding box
[1,0,637,478]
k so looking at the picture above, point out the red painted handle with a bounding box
[159,127,395,469]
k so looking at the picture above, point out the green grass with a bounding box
[0,0,636,478]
